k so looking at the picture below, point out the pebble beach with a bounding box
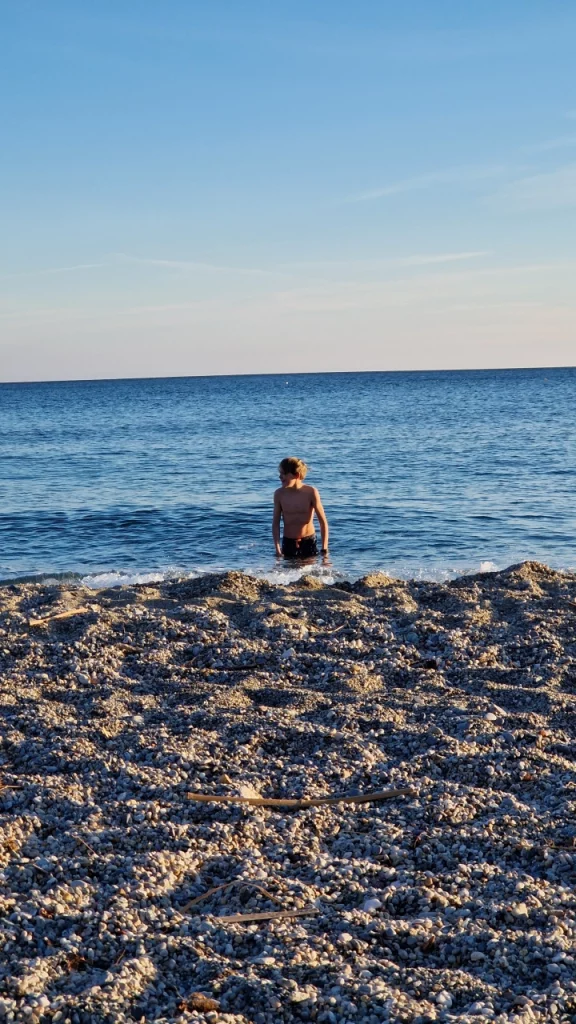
[1,561,576,1024]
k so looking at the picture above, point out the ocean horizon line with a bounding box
[1,362,575,388]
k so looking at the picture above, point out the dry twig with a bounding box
[213,907,318,924]
[184,663,258,673]
[220,663,258,672]
[187,787,415,809]
[29,607,91,628]
[183,879,284,912]
[72,834,98,857]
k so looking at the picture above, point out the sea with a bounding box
[1,368,575,587]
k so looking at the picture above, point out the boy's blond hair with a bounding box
[279,456,308,479]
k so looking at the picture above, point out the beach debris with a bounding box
[187,787,415,808]
[183,878,284,911]
[28,605,91,627]
[179,992,219,1012]
[220,662,258,671]
[213,907,318,924]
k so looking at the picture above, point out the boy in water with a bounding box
[273,457,329,559]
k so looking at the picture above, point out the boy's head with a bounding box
[279,456,308,483]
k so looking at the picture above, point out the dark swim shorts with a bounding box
[282,535,318,559]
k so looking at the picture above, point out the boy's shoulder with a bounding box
[300,483,318,501]
[274,483,316,499]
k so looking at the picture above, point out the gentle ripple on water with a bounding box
[0,367,575,584]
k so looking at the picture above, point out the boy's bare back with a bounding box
[274,482,317,540]
[272,457,329,558]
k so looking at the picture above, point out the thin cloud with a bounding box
[114,253,281,277]
[279,251,491,271]
[488,163,576,210]
[522,135,576,153]
[0,251,491,290]
[347,164,509,203]
[3,261,574,330]
[0,255,282,281]
[394,251,491,267]
[0,306,85,321]
[0,262,106,280]
[267,261,576,314]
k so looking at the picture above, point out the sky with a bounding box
[1,0,575,381]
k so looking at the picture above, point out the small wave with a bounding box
[0,571,84,586]
[80,568,195,589]
[250,564,340,586]
[1,557,570,592]
[356,559,503,583]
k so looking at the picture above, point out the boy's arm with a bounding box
[312,489,329,553]
[272,491,282,556]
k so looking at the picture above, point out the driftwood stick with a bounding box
[184,882,234,909]
[183,879,284,912]
[213,907,318,925]
[243,882,285,906]
[187,787,415,809]
[29,607,91,628]
[72,834,98,857]
[184,663,258,673]
[220,664,258,672]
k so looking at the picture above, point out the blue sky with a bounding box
[1,0,575,380]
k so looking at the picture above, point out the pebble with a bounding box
[362,898,382,912]
[1,562,575,1023]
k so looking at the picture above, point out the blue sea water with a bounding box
[0,368,575,586]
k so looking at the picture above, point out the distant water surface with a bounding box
[0,368,575,585]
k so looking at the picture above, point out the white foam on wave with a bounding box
[250,564,339,586]
[76,556,559,591]
[361,558,503,583]
[80,562,340,589]
[81,569,193,589]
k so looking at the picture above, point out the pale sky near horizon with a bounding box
[1,1,575,382]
